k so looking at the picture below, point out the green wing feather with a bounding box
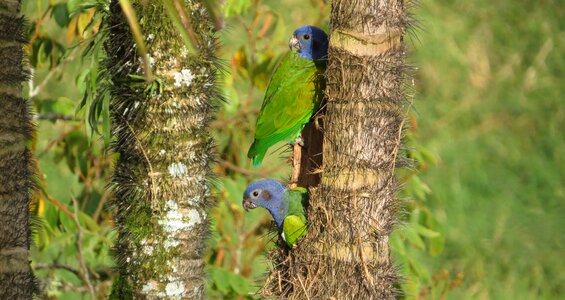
[282,215,307,248]
[282,187,309,247]
[248,52,325,165]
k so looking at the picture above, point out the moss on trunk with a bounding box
[106,1,219,298]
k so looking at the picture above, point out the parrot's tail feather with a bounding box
[247,140,257,159]
[248,139,266,166]
[252,152,266,167]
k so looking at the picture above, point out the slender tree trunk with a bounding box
[0,0,36,298]
[107,1,218,298]
[264,0,410,298]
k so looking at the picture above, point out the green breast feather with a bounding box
[282,187,309,247]
[247,52,325,166]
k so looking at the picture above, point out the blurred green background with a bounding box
[412,1,565,299]
[21,0,564,299]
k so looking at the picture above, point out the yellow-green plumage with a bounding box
[242,180,309,248]
[282,187,308,247]
[247,51,326,166]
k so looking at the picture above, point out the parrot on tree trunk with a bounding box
[247,25,328,166]
[242,180,308,248]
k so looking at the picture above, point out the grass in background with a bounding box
[412,1,565,298]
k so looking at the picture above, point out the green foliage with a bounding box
[23,0,115,298]
[207,266,254,299]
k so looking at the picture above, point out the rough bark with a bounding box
[264,0,411,299]
[106,1,219,298]
[0,0,36,298]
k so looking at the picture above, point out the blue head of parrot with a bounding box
[289,25,329,60]
[242,179,287,230]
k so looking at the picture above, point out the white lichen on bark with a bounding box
[173,69,195,87]
[108,1,218,298]
[168,162,188,177]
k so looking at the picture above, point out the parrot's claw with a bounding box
[291,136,305,147]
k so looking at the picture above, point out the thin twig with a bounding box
[92,189,111,223]
[357,231,374,286]
[43,192,74,218]
[28,35,88,99]
[29,6,52,46]
[71,197,96,300]
[37,124,81,159]
[296,273,311,300]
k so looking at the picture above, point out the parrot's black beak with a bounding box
[289,35,300,51]
[242,197,257,212]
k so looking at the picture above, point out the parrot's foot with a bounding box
[291,136,305,147]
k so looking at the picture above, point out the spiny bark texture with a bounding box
[264,0,411,299]
[0,1,36,299]
[107,1,219,298]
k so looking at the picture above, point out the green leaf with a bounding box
[429,233,445,256]
[229,272,253,295]
[40,98,75,115]
[209,267,231,294]
[102,94,111,145]
[45,204,60,229]
[63,240,78,258]
[414,224,440,238]
[33,218,51,250]
[224,0,251,17]
[402,226,425,250]
[59,210,77,233]
[78,211,100,232]
[390,232,406,256]
[52,4,70,28]
[408,258,431,282]
[38,40,53,66]
[30,39,41,67]
[54,269,82,286]
[67,0,83,14]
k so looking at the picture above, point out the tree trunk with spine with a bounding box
[107,1,219,298]
[0,0,36,298]
[264,0,411,298]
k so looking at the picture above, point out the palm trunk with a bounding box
[264,0,410,298]
[106,1,218,298]
[0,0,36,298]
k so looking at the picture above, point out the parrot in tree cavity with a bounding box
[242,179,308,248]
[247,25,329,166]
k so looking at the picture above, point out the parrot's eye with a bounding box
[252,190,260,197]
[303,34,310,40]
